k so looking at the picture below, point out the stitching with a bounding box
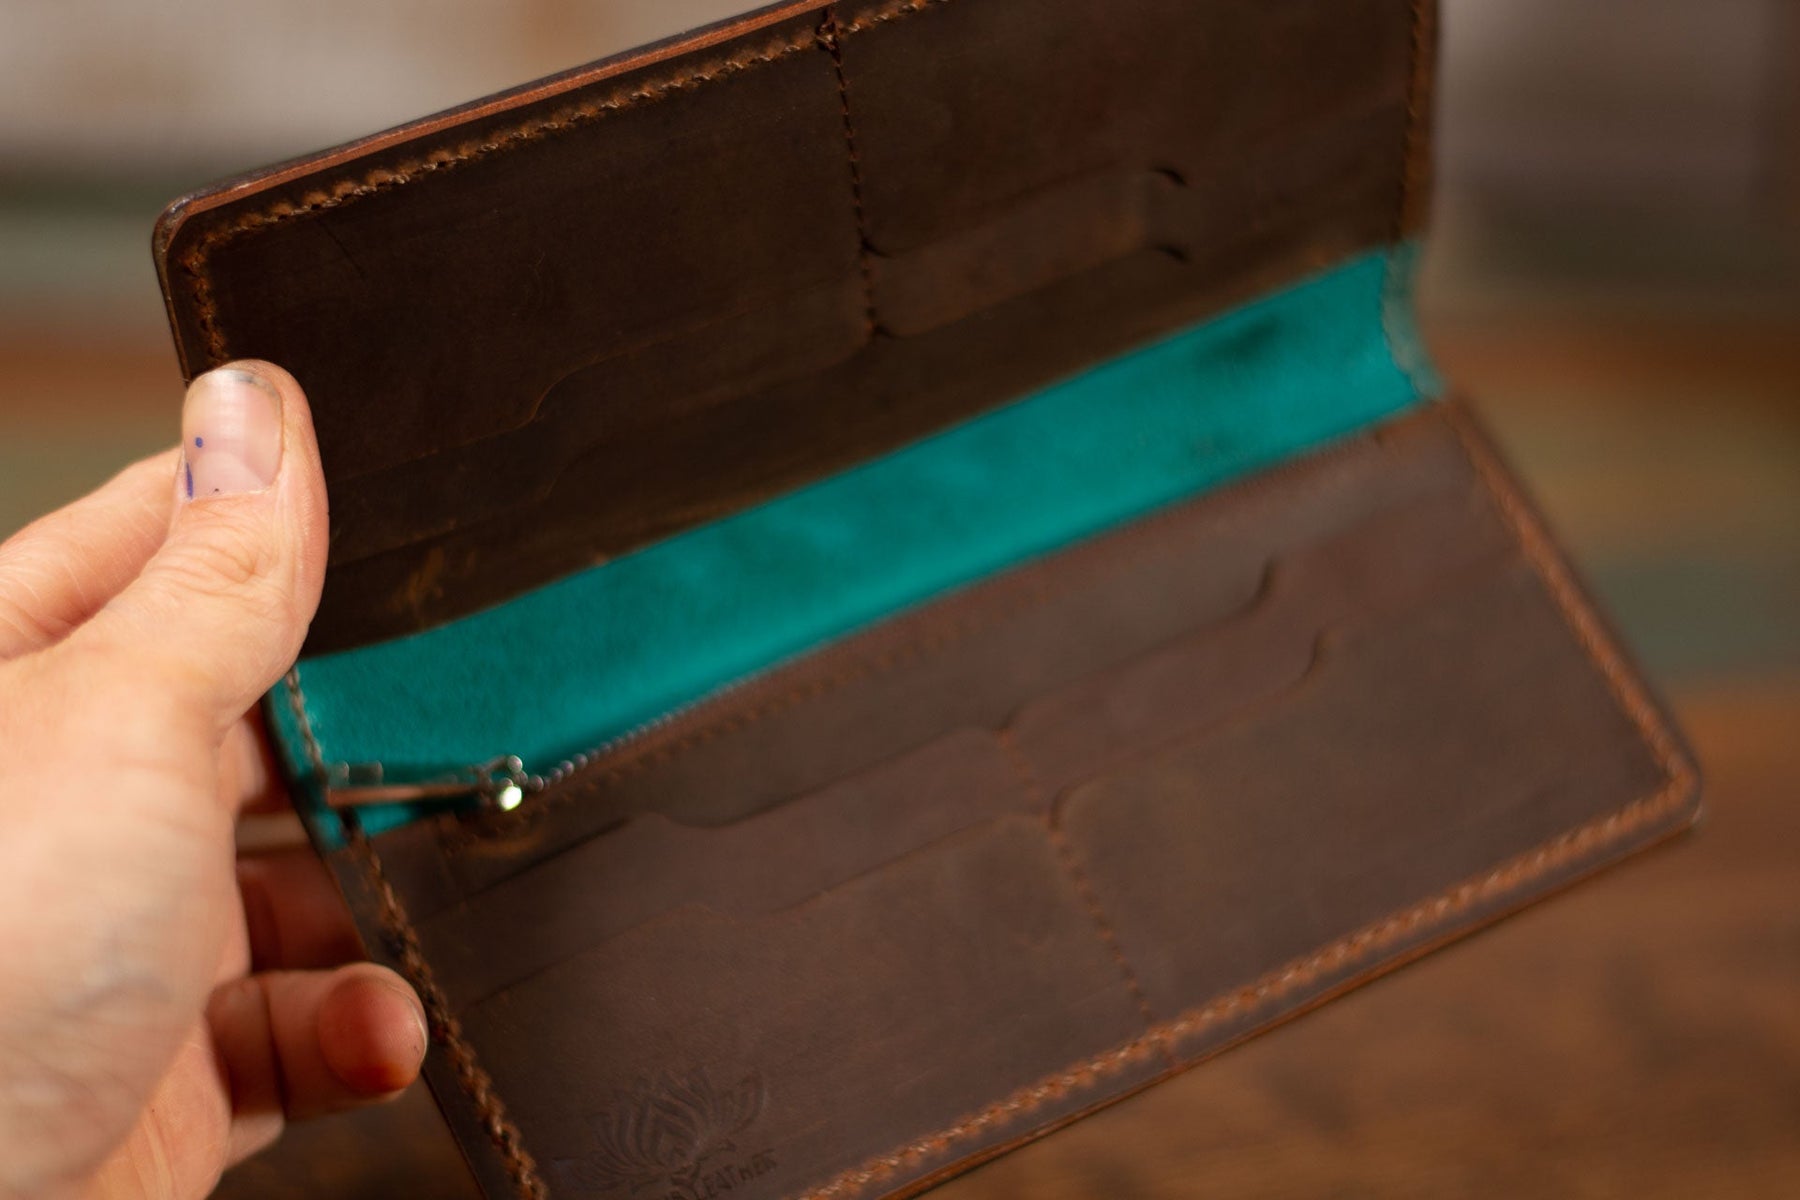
[839,0,951,35]
[281,668,328,781]
[819,7,881,336]
[268,4,1695,1193]
[1443,405,1693,787]
[996,729,1176,1069]
[506,577,1054,827]
[790,404,1702,1200]
[460,0,1432,841]
[352,828,549,1199]
[177,24,818,366]
[287,669,547,1198]
[792,772,1692,1200]
[455,412,1423,842]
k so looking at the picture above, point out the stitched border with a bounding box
[819,6,881,336]
[267,3,1702,1196]
[178,23,819,365]
[352,828,548,1198]
[792,773,1693,1200]
[452,405,1427,846]
[1442,404,1691,785]
[997,729,1177,1069]
[466,0,1439,836]
[460,399,1418,841]
[840,0,952,35]
[284,671,547,1199]
[780,406,1699,1200]
[303,403,1698,1200]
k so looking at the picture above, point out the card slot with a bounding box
[1054,554,1672,1022]
[418,730,1033,1008]
[454,817,1160,1196]
[1009,478,1513,795]
[420,477,1513,1006]
[405,426,1490,935]
[415,411,1484,910]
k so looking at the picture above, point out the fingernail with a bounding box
[180,367,282,500]
[376,979,429,1057]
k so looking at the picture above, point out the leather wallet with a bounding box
[154,1,1700,1197]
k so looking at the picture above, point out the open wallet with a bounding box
[153,1,1700,1197]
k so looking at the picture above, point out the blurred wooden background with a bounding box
[0,1,1795,1196]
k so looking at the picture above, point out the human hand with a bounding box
[0,362,427,1199]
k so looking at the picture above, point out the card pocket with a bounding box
[366,407,1486,921]
[414,447,1514,1004]
[456,817,1160,1200]
[417,730,1032,1007]
[1056,555,1673,1034]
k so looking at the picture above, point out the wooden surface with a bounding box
[0,287,1794,1198]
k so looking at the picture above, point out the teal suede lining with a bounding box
[272,248,1426,799]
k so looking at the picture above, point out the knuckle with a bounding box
[167,516,280,595]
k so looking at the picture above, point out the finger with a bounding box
[222,708,290,814]
[61,361,328,734]
[86,1028,235,1200]
[0,448,177,658]
[208,964,428,1165]
[237,846,365,971]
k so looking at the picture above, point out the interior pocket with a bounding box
[457,817,1160,1200]
[419,730,1033,1007]
[1057,555,1671,1026]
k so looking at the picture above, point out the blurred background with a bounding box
[1,1,1795,1196]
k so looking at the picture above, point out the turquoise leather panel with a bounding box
[272,247,1428,796]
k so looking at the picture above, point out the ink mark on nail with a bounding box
[194,435,204,448]
[184,462,194,499]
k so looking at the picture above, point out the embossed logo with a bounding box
[554,1069,778,1199]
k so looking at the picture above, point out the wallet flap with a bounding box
[307,405,1698,1200]
[155,0,1430,653]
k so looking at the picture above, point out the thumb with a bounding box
[68,361,328,728]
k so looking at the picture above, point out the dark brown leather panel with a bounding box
[325,406,1696,1200]
[368,398,1481,917]
[425,731,1032,1007]
[839,0,1413,254]
[465,819,1161,1199]
[1059,557,1668,1017]
[156,0,1420,653]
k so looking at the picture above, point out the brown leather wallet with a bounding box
[154,2,1699,1198]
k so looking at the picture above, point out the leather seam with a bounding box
[301,404,1697,1200]
[819,6,881,337]
[453,411,1424,843]
[457,0,1440,845]
[840,0,951,35]
[284,669,547,1199]
[176,0,959,368]
[352,828,549,1199]
[177,23,822,366]
[1441,404,1693,789]
[280,667,329,783]
[793,771,1694,1200]
[793,406,1703,1200]
[996,729,1177,1070]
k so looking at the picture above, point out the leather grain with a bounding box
[313,407,1698,1200]
[156,0,1422,653]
